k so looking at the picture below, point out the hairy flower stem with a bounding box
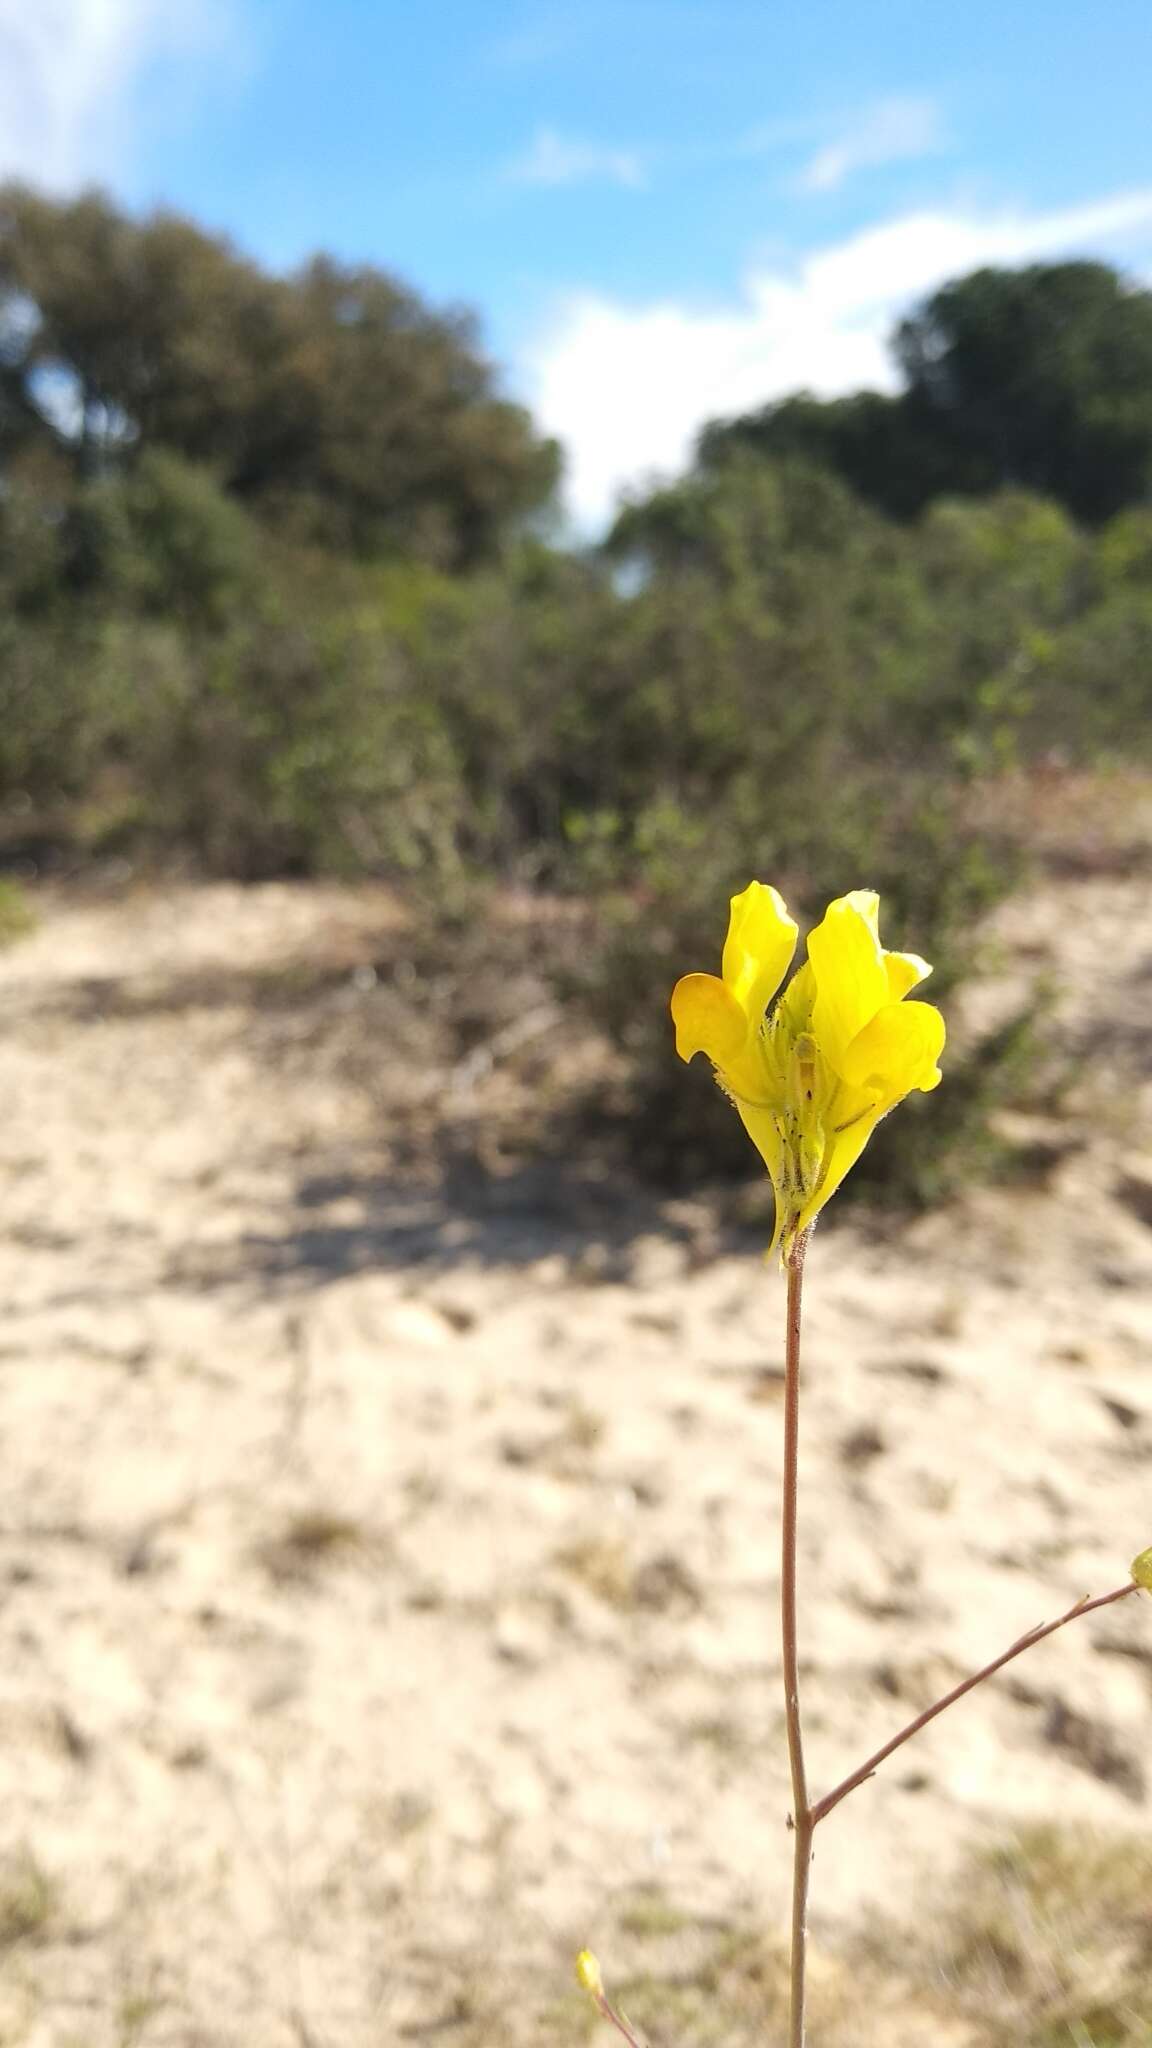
[811,1579,1139,1827]
[781,1231,813,2048]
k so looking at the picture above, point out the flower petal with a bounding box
[884,950,932,1002]
[841,888,880,934]
[721,882,798,1023]
[808,892,889,1073]
[796,1103,885,1239]
[838,1000,946,1099]
[734,1102,788,1239]
[670,973,750,1065]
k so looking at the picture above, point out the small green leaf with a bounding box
[1130,1548,1152,1592]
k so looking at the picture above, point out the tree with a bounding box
[239,255,559,561]
[896,262,1152,524]
[696,261,1152,527]
[697,389,980,522]
[0,184,559,566]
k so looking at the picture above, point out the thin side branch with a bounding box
[811,1580,1140,1827]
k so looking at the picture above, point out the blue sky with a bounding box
[5,0,1152,527]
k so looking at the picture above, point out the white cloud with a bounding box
[525,187,1152,533]
[0,0,239,189]
[797,96,944,194]
[505,126,647,191]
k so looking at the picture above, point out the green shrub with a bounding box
[0,445,1148,1204]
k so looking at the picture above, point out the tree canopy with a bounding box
[696,262,1152,526]
[0,184,560,566]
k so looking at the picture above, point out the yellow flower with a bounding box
[670,883,945,1259]
[575,1949,604,1998]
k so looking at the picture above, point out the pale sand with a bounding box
[0,873,1148,2044]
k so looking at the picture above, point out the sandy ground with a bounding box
[0,871,1150,2046]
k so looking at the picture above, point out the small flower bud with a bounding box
[1130,1547,1152,1592]
[575,1949,604,1999]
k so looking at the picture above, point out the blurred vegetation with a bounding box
[926,1825,1152,2046]
[422,1825,1152,2046]
[3,193,1152,1202]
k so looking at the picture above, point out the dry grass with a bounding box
[416,1828,1152,2047]
[553,1535,638,1609]
[0,1820,1126,2044]
[914,1824,1152,2046]
[0,1848,55,1949]
[254,1508,389,1586]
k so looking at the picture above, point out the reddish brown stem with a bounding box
[781,1232,813,2048]
[811,1580,1140,1828]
